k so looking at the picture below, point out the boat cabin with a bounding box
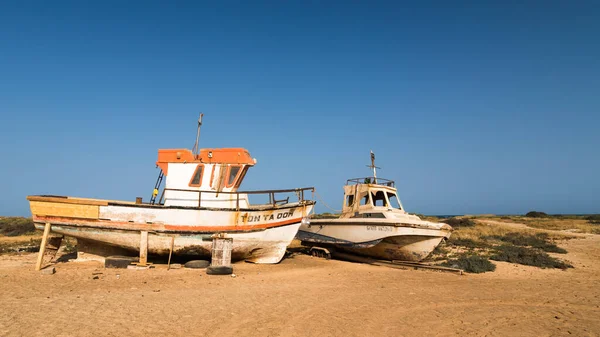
[155,148,256,208]
[340,177,405,218]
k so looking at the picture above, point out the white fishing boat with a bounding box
[297,152,451,262]
[27,115,315,264]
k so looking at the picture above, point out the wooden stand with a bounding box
[35,223,52,271]
[139,231,148,266]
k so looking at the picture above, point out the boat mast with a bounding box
[368,150,380,184]
[192,113,204,159]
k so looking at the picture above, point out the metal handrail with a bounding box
[161,186,315,211]
[346,177,395,187]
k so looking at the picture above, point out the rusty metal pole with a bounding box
[35,223,51,271]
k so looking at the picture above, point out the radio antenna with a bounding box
[192,113,204,158]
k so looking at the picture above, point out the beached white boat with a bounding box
[27,117,315,264]
[297,152,451,262]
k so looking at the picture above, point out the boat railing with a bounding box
[346,177,395,187]
[160,187,315,211]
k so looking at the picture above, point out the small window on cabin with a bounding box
[227,166,241,186]
[189,165,203,186]
[346,195,355,207]
[371,191,387,207]
[364,213,386,218]
[387,192,402,209]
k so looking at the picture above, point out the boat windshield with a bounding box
[371,191,388,207]
[387,192,402,210]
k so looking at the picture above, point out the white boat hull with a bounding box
[297,219,451,262]
[30,197,313,264]
[34,222,301,264]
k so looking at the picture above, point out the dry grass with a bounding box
[479,216,600,234]
[518,218,600,234]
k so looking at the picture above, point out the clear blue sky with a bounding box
[1,1,599,216]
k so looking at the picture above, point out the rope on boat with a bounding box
[313,190,341,213]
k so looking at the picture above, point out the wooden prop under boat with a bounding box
[27,117,315,264]
[297,152,451,262]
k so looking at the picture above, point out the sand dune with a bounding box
[0,232,599,336]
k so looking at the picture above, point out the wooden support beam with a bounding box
[139,231,148,266]
[167,236,175,270]
[35,223,51,271]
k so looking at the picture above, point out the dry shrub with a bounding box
[311,213,339,219]
[484,232,567,254]
[525,211,549,218]
[442,223,573,270]
[0,217,36,236]
[490,245,572,269]
[443,217,476,228]
[440,255,496,273]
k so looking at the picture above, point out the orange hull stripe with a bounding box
[33,215,302,232]
[163,217,300,231]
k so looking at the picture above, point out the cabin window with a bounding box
[360,193,370,206]
[224,165,243,188]
[387,192,402,209]
[234,167,248,188]
[346,194,355,207]
[189,165,204,187]
[371,191,388,207]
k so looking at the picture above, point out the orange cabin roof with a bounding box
[156,148,255,174]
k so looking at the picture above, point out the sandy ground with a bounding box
[1,231,599,336]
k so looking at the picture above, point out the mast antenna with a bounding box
[367,150,381,184]
[192,113,204,158]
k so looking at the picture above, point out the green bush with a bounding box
[490,245,572,269]
[525,211,549,218]
[444,217,476,228]
[440,255,496,273]
[485,232,566,254]
[0,217,36,236]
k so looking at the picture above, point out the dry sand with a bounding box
[1,231,599,336]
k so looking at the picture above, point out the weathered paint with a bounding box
[27,140,314,264]
[33,220,301,263]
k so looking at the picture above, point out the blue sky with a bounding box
[1,1,598,216]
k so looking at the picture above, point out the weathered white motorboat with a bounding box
[27,117,315,264]
[297,153,451,262]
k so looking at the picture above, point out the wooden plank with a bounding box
[27,196,109,206]
[30,201,99,219]
[35,223,51,271]
[139,231,148,265]
[167,236,175,270]
[333,251,463,275]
